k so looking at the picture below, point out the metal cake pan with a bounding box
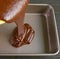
[0,4,59,56]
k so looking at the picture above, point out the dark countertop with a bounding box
[0,0,60,59]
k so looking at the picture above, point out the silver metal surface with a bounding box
[0,4,59,56]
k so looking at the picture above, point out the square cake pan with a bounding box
[0,4,59,56]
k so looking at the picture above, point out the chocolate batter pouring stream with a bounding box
[0,0,35,47]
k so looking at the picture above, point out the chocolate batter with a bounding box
[0,0,35,47]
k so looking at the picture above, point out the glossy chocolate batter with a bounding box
[0,0,35,47]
